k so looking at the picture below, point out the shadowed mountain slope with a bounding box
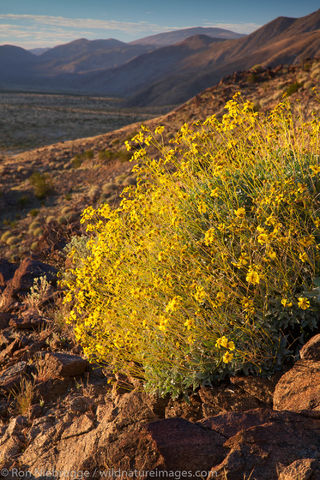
[35,38,156,74]
[0,10,320,105]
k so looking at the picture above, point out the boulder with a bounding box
[38,352,88,379]
[145,417,227,472]
[211,411,320,479]
[0,259,17,289]
[199,408,280,438]
[0,361,27,391]
[9,312,47,330]
[198,384,261,417]
[278,458,320,480]
[230,375,278,405]
[300,334,320,361]
[273,359,320,412]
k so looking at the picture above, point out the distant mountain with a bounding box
[0,45,41,86]
[76,35,223,97]
[126,9,320,105]
[35,38,156,74]
[30,48,50,55]
[0,10,320,105]
[131,26,243,47]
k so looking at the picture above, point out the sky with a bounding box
[0,0,319,49]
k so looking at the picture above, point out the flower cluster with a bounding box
[62,94,320,397]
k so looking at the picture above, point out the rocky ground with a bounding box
[0,59,320,479]
[0,256,320,479]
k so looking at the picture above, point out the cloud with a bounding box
[203,22,261,33]
[0,13,176,34]
[0,13,260,48]
[0,13,182,48]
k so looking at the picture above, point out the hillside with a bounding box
[0,59,319,261]
[127,9,320,105]
[75,35,224,98]
[0,59,320,477]
[34,38,156,74]
[0,45,40,87]
[59,8,320,105]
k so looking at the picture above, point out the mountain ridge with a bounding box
[0,10,320,105]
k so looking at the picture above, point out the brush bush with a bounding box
[62,94,320,397]
[29,171,53,199]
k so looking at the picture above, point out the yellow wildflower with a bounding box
[210,188,220,198]
[310,164,320,175]
[215,336,229,349]
[198,202,207,214]
[234,207,246,218]
[246,267,260,285]
[125,140,132,151]
[155,125,165,135]
[267,249,277,260]
[257,233,269,245]
[184,319,193,330]
[223,351,234,363]
[216,292,226,304]
[194,285,206,303]
[165,296,181,312]
[299,252,308,263]
[281,298,292,307]
[298,297,310,310]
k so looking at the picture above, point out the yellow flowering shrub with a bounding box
[62,94,320,397]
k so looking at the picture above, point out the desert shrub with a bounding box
[29,209,39,217]
[84,149,94,160]
[284,82,302,97]
[98,149,131,162]
[71,154,83,169]
[29,171,53,199]
[0,230,12,243]
[71,150,96,168]
[25,275,51,312]
[247,72,258,83]
[62,94,320,397]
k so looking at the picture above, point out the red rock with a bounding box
[0,361,27,391]
[211,412,320,480]
[9,313,47,330]
[0,259,17,289]
[198,384,261,417]
[146,417,227,471]
[278,458,320,480]
[230,375,278,405]
[199,408,280,438]
[0,338,23,363]
[39,352,88,378]
[273,359,320,412]
[0,313,10,330]
[10,258,57,294]
[300,334,320,361]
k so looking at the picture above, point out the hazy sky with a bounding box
[0,0,319,49]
